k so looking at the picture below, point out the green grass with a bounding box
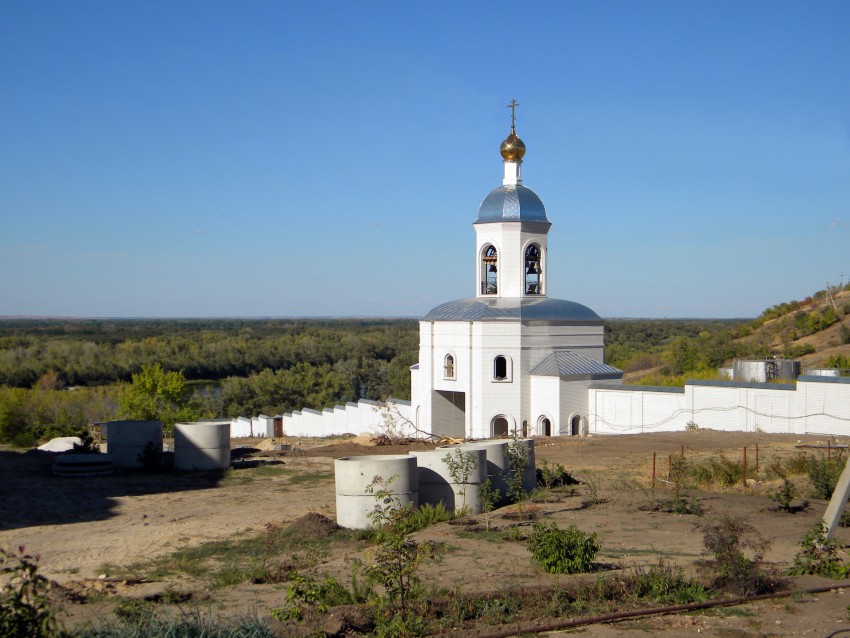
[286,471,334,485]
[103,522,356,586]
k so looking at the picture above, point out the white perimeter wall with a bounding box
[588,376,850,436]
[230,399,415,439]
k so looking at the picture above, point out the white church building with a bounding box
[409,114,622,440]
[260,108,850,441]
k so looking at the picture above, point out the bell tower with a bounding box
[474,100,551,299]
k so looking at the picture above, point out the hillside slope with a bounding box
[736,287,850,368]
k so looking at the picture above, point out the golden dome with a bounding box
[500,131,526,161]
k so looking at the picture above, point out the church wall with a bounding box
[471,321,524,438]
[530,376,560,436]
[558,379,598,435]
[522,324,605,368]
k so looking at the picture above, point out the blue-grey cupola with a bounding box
[476,184,550,225]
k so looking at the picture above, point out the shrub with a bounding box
[626,560,710,604]
[789,522,849,579]
[769,477,799,512]
[698,515,781,595]
[408,502,453,530]
[807,452,844,499]
[527,522,599,574]
[0,546,65,638]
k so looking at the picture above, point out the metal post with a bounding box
[755,443,759,472]
[742,446,748,488]
[652,452,656,489]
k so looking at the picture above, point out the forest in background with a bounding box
[2,284,849,446]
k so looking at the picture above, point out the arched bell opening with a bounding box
[524,243,542,295]
[481,245,498,295]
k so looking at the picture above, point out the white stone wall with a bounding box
[530,375,560,435]
[265,398,415,438]
[587,376,850,436]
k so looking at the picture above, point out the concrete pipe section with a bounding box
[52,454,114,477]
[455,440,511,499]
[174,421,231,471]
[335,455,418,529]
[106,420,163,469]
[410,448,487,514]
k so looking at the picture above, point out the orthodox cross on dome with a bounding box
[507,99,519,132]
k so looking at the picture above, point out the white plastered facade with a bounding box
[410,128,622,439]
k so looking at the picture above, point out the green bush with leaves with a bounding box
[768,477,799,512]
[0,546,65,638]
[363,476,444,637]
[807,452,844,499]
[698,515,780,595]
[789,522,849,579]
[527,522,599,574]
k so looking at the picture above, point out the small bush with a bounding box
[626,560,710,604]
[0,546,65,638]
[807,452,844,499]
[527,522,599,574]
[408,502,453,530]
[769,477,800,512]
[698,515,781,595]
[789,522,849,579]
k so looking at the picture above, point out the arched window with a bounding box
[538,416,552,436]
[493,355,508,381]
[481,245,498,295]
[525,243,542,295]
[444,354,455,380]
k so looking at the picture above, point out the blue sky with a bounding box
[1,1,848,319]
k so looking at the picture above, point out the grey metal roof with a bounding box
[423,297,602,322]
[476,184,550,224]
[588,383,685,394]
[531,350,622,378]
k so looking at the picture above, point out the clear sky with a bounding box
[2,1,848,319]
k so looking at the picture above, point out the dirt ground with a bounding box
[3,430,850,636]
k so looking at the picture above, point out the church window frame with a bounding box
[443,353,456,380]
[524,242,543,295]
[492,354,511,382]
[480,244,498,295]
[537,414,553,437]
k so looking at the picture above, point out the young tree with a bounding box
[119,363,198,433]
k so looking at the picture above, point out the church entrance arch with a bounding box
[491,415,510,438]
[538,416,552,437]
[569,414,582,436]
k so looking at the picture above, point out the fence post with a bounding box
[681,444,685,457]
[742,446,748,488]
[652,452,656,489]
[828,440,832,460]
[755,443,759,472]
